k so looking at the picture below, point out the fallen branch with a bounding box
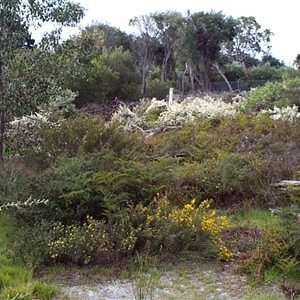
[132,125,181,137]
[272,180,300,189]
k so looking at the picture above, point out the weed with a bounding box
[131,253,161,300]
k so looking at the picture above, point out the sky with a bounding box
[58,0,299,66]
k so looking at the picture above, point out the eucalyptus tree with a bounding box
[180,11,237,91]
[151,11,183,83]
[85,22,133,52]
[0,0,85,159]
[56,26,112,104]
[129,14,160,94]
[293,54,300,69]
[58,26,140,104]
[224,16,273,64]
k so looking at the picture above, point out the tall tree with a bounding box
[180,11,237,91]
[224,16,273,63]
[85,22,133,52]
[0,0,85,159]
[151,11,183,83]
[129,14,159,94]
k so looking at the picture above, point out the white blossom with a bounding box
[260,105,300,122]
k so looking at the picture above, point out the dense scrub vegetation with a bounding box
[2,76,300,297]
[2,1,300,298]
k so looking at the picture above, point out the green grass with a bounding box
[227,207,280,228]
[0,212,60,300]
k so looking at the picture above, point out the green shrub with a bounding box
[283,77,300,107]
[123,195,232,260]
[244,81,286,112]
[43,195,233,265]
[245,64,284,81]
[32,281,59,300]
[145,80,175,100]
[0,158,32,206]
[21,115,145,169]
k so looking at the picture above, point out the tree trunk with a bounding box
[160,51,171,83]
[141,67,147,94]
[0,60,4,161]
[188,63,195,94]
[212,62,233,92]
[181,63,188,97]
[0,111,4,161]
[203,59,211,91]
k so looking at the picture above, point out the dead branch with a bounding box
[132,125,181,137]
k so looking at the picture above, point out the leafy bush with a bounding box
[244,81,286,112]
[20,114,144,169]
[44,195,232,265]
[244,68,300,112]
[101,47,141,101]
[224,62,246,81]
[0,157,32,206]
[245,63,284,81]
[145,79,175,100]
[47,213,146,265]
[124,195,232,259]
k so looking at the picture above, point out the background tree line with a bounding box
[0,4,294,159]
[56,10,288,104]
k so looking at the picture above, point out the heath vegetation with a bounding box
[2,1,300,298]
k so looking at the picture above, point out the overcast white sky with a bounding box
[60,0,299,66]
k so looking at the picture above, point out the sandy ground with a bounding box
[60,264,286,300]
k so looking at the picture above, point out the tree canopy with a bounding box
[0,0,85,159]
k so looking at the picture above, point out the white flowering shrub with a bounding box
[4,89,78,155]
[4,113,48,154]
[45,88,78,118]
[158,95,243,126]
[110,95,245,130]
[110,104,146,131]
[259,105,300,122]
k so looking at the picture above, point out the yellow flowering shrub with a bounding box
[48,216,109,264]
[133,195,233,260]
[48,215,140,264]
[47,195,233,265]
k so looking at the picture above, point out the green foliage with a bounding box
[21,115,144,167]
[245,64,284,81]
[60,30,140,104]
[39,195,232,265]
[132,253,161,300]
[145,79,174,99]
[224,62,246,81]
[283,77,300,107]
[238,225,289,282]
[0,0,85,159]
[4,87,300,273]
[24,154,150,225]
[244,68,300,112]
[73,56,118,104]
[101,47,141,101]
[261,54,285,67]
[0,213,57,300]
[0,158,32,205]
[244,81,286,112]
[143,105,167,123]
[47,215,140,265]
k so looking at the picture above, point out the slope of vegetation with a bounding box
[2,2,300,298]
[2,83,300,298]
